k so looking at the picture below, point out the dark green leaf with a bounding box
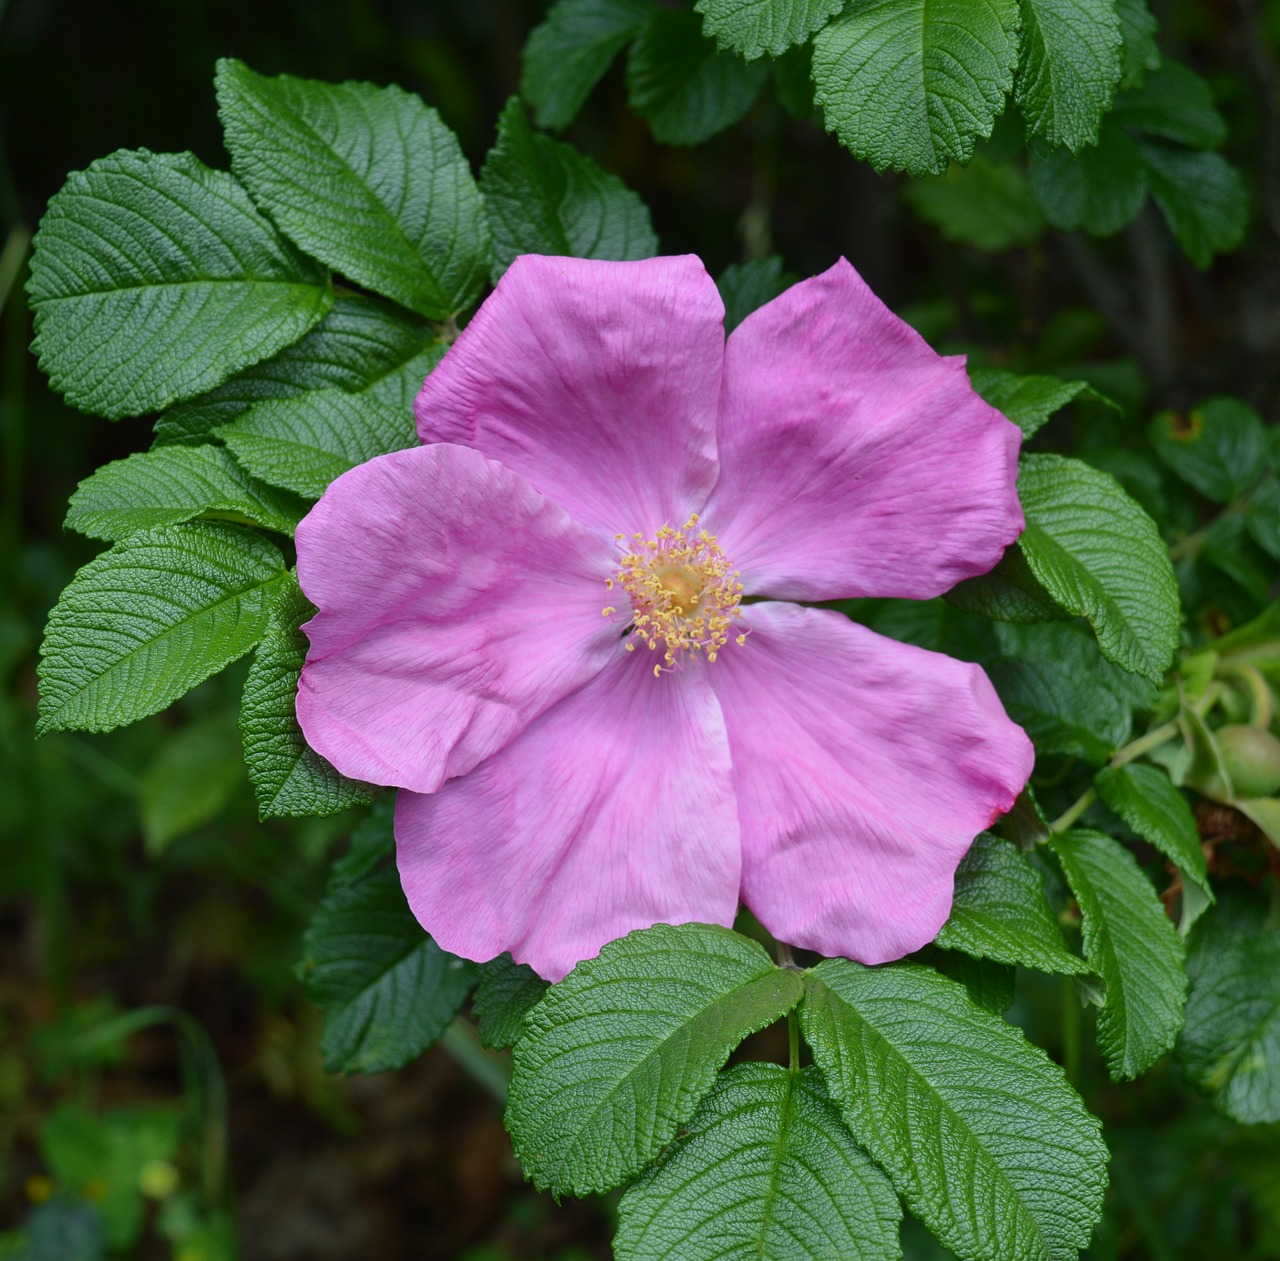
[28,149,331,418]
[38,523,287,735]
[1051,829,1186,1080]
[138,712,243,854]
[801,960,1108,1261]
[716,256,795,333]
[627,9,770,146]
[969,365,1114,439]
[506,922,803,1195]
[521,0,656,130]
[1027,121,1148,235]
[299,866,476,1073]
[240,573,376,818]
[695,0,846,59]
[930,950,1018,1013]
[1247,479,1280,562]
[936,832,1089,974]
[479,98,658,280]
[1140,143,1248,268]
[1017,454,1181,685]
[331,795,395,889]
[812,0,1020,176]
[1016,0,1122,151]
[473,955,550,1050]
[1116,0,1160,89]
[614,1063,901,1261]
[216,59,489,320]
[945,546,1070,623]
[904,156,1046,251]
[1112,61,1226,148]
[65,445,305,541]
[1149,397,1270,505]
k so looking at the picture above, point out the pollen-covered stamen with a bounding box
[605,514,745,674]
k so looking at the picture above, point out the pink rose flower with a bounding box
[294,255,1035,980]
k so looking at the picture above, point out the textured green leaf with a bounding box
[801,960,1108,1261]
[240,573,376,819]
[1178,885,1280,1124]
[969,366,1113,439]
[945,546,1070,623]
[38,523,287,735]
[1027,121,1148,235]
[154,292,438,446]
[1112,61,1226,148]
[615,1063,901,1261]
[28,149,331,419]
[695,0,846,59]
[521,0,656,129]
[65,445,305,541]
[331,796,395,888]
[936,832,1089,974]
[931,950,1018,1013]
[1094,762,1212,932]
[1051,829,1186,1080]
[1149,397,1270,505]
[716,256,795,334]
[216,59,489,320]
[812,0,1020,176]
[626,9,769,146]
[138,712,243,855]
[473,955,550,1050]
[1017,454,1180,685]
[1140,143,1248,268]
[1016,0,1122,150]
[506,922,803,1195]
[1115,0,1160,88]
[905,155,1046,252]
[479,99,658,280]
[299,865,476,1073]
[217,385,427,501]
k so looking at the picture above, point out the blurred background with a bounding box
[2,0,1279,1257]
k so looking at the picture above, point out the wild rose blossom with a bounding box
[294,255,1035,981]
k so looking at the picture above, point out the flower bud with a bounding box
[1216,724,1280,799]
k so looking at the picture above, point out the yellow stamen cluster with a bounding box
[606,514,745,675]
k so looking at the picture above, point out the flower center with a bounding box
[604,514,745,676]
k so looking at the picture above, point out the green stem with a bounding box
[787,1009,800,1076]
[1049,788,1096,835]
[1110,718,1181,768]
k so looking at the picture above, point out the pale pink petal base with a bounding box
[710,603,1034,964]
[296,444,618,794]
[396,654,741,981]
[415,254,726,539]
[703,258,1024,602]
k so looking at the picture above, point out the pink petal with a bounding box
[702,258,1023,601]
[415,255,725,538]
[295,443,618,793]
[710,602,1034,964]
[396,654,741,981]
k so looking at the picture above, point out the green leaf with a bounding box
[1178,885,1280,1124]
[216,59,490,320]
[936,832,1089,974]
[1094,762,1213,932]
[1140,143,1248,268]
[299,865,476,1073]
[627,8,769,146]
[812,0,1020,176]
[473,955,550,1050]
[240,573,376,819]
[716,256,795,333]
[945,546,1070,623]
[904,155,1046,252]
[614,1063,901,1261]
[695,0,846,59]
[801,960,1108,1261]
[1149,397,1270,505]
[154,292,439,446]
[1016,0,1122,150]
[479,99,658,280]
[1112,61,1226,148]
[1027,121,1148,235]
[930,950,1018,1013]
[1115,0,1160,89]
[1017,453,1181,685]
[38,523,287,736]
[218,383,429,501]
[1050,829,1186,1080]
[27,149,332,419]
[506,922,803,1196]
[521,0,656,130]
[331,795,395,888]
[969,365,1113,439]
[1246,479,1280,562]
[138,712,244,854]
[65,445,305,542]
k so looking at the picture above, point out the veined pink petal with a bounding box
[415,255,725,539]
[296,444,618,794]
[710,602,1034,964]
[396,653,741,981]
[702,258,1023,601]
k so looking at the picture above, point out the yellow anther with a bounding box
[602,606,616,617]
